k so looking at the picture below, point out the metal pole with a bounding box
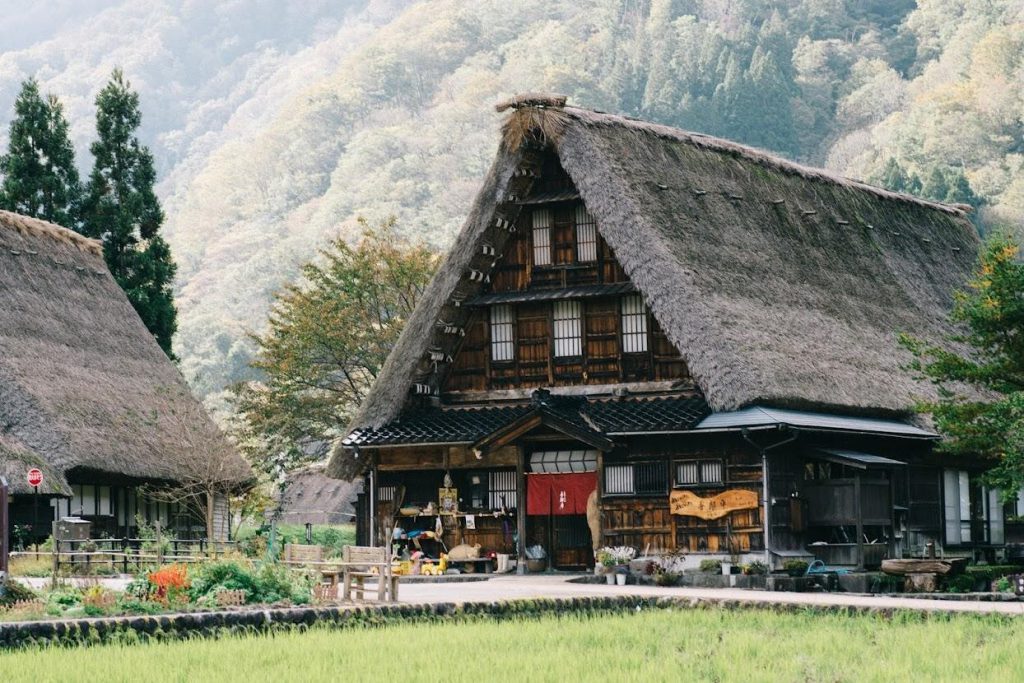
[33,484,39,555]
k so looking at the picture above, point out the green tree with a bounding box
[81,69,177,356]
[0,78,81,227]
[230,218,438,475]
[922,166,950,202]
[901,235,1024,497]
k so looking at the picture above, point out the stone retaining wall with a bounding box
[2,595,1014,651]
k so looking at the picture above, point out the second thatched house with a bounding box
[329,95,1009,571]
[0,210,251,543]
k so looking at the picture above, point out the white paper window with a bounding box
[605,465,635,494]
[944,469,971,544]
[529,450,597,473]
[553,300,582,357]
[532,209,552,266]
[575,205,597,262]
[677,462,699,485]
[490,305,515,362]
[676,460,724,487]
[988,488,1004,545]
[97,486,112,516]
[621,295,648,353]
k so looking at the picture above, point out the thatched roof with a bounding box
[327,97,978,477]
[0,210,251,491]
[275,462,358,525]
[0,433,71,496]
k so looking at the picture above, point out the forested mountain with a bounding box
[1,1,1021,410]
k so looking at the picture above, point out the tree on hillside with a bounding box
[901,235,1024,497]
[0,78,81,227]
[230,218,438,476]
[81,69,177,357]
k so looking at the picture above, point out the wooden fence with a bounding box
[10,535,239,580]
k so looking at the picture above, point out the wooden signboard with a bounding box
[669,489,758,520]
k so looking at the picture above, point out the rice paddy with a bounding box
[3,606,1022,682]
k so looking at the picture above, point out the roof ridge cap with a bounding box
[559,107,968,217]
[0,209,102,256]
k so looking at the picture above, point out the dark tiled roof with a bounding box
[344,394,710,446]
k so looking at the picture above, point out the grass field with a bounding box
[2,607,1022,682]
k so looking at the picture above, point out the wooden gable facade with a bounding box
[446,154,688,394]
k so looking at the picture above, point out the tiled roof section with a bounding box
[343,394,710,446]
[343,405,533,446]
[587,396,710,434]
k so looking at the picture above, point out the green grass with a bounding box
[3,608,1023,682]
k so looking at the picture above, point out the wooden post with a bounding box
[516,445,527,574]
[51,522,59,589]
[122,537,129,574]
[0,476,8,580]
[855,475,864,571]
[155,521,164,566]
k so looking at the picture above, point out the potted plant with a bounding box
[742,560,768,576]
[598,546,635,585]
[597,548,617,585]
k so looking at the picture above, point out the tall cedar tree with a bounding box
[0,78,81,227]
[901,235,1024,498]
[231,218,438,476]
[81,69,177,356]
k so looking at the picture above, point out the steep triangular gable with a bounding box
[341,96,978,443]
[442,157,689,395]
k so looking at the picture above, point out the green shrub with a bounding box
[699,559,722,573]
[944,574,976,593]
[189,561,259,602]
[782,560,808,577]
[188,560,311,605]
[994,577,1012,593]
[742,561,768,576]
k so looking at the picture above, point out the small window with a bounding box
[553,300,582,357]
[604,462,667,496]
[621,295,648,353]
[490,305,515,362]
[532,209,552,266]
[575,205,597,262]
[488,470,518,509]
[676,460,724,487]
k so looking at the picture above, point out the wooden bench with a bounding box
[282,543,323,566]
[341,545,398,603]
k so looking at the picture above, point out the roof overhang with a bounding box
[813,448,906,469]
[695,406,937,439]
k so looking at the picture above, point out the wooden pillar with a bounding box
[855,474,864,570]
[369,459,379,548]
[516,445,527,574]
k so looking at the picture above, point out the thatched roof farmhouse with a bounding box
[0,210,250,540]
[329,97,997,571]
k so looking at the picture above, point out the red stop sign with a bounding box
[27,468,43,488]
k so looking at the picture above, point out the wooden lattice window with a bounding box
[621,295,648,353]
[575,205,597,262]
[532,208,552,266]
[605,462,667,496]
[553,300,582,357]
[676,460,723,487]
[490,305,515,362]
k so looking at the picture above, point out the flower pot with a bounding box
[615,573,627,586]
[606,573,616,585]
[721,562,732,576]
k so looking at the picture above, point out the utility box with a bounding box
[53,517,91,542]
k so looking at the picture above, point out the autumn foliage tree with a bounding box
[231,218,438,476]
[902,235,1024,497]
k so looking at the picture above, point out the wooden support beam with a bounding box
[516,445,527,575]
